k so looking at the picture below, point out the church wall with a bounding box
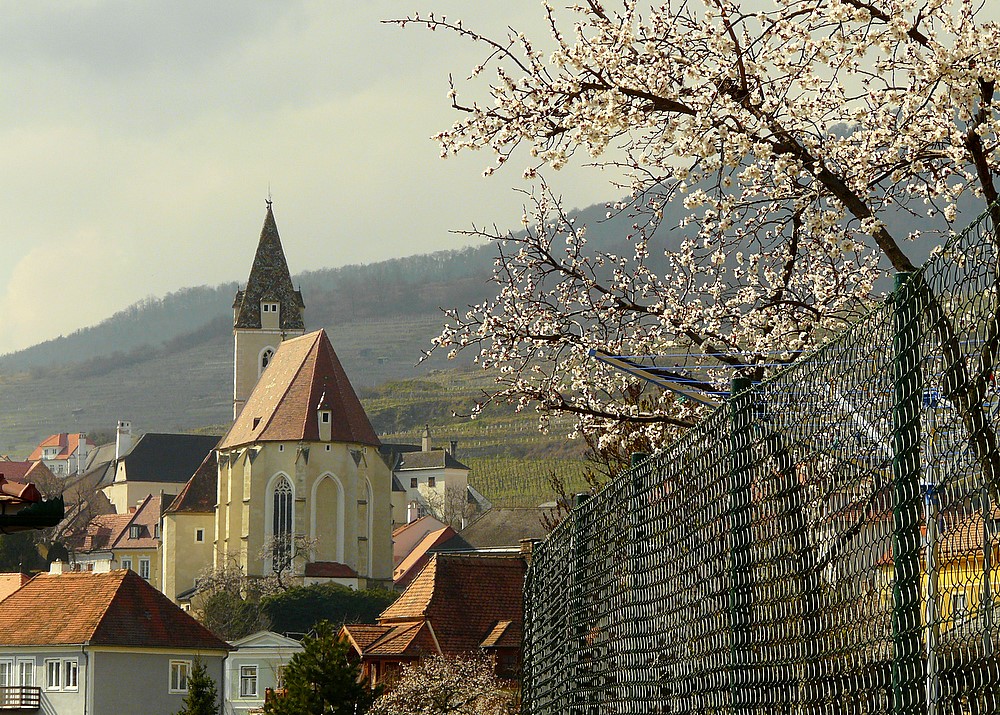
[216,440,393,585]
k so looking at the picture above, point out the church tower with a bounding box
[233,201,306,418]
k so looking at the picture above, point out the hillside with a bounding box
[0,192,954,496]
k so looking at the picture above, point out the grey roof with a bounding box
[379,443,469,471]
[437,507,549,551]
[119,433,220,484]
[233,203,305,330]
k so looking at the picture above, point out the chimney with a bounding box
[449,440,458,458]
[116,420,133,459]
[421,425,431,452]
[49,560,65,575]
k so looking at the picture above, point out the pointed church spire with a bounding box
[233,202,306,330]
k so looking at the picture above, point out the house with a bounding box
[213,328,394,590]
[28,433,95,477]
[0,569,229,715]
[223,631,303,714]
[381,427,488,527]
[161,452,218,605]
[100,432,218,515]
[341,553,526,685]
[69,494,169,587]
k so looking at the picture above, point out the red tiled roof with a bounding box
[0,571,229,651]
[166,452,218,514]
[378,553,526,656]
[220,330,379,449]
[72,494,165,552]
[303,562,359,579]
[393,526,457,588]
[28,434,95,462]
[0,461,32,482]
[341,622,438,658]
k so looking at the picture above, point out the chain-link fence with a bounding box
[523,207,1000,714]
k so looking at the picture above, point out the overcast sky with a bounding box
[0,2,615,356]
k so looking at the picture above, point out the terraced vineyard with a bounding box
[362,368,592,507]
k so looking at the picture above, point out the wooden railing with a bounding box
[0,686,41,710]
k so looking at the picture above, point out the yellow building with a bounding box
[214,328,393,589]
[161,453,219,604]
[159,203,393,599]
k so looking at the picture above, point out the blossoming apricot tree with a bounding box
[398,0,1000,453]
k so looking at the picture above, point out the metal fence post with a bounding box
[891,272,925,714]
[729,376,754,714]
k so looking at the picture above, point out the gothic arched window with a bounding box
[260,348,275,376]
[272,477,293,570]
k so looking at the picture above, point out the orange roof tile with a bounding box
[393,526,457,588]
[0,571,228,651]
[28,433,94,462]
[220,330,379,449]
[378,553,526,656]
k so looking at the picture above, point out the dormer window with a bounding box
[318,410,332,441]
[129,525,141,539]
[260,301,280,329]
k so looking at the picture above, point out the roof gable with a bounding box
[233,204,305,331]
[229,630,303,649]
[220,330,379,449]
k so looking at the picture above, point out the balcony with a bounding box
[0,686,41,710]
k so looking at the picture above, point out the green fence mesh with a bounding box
[523,207,1000,714]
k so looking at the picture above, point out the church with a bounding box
[162,203,394,599]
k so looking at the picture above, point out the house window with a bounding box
[169,661,191,693]
[276,666,286,690]
[130,525,141,539]
[272,477,293,570]
[0,660,12,689]
[139,558,150,580]
[17,660,33,687]
[121,557,132,571]
[410,477,418,489]
[239,665,258,698]
[63,660,78,691]
[428,477,436,488]
[195,528,205,543]
[321,411,330,423]
[45,660,60,690]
